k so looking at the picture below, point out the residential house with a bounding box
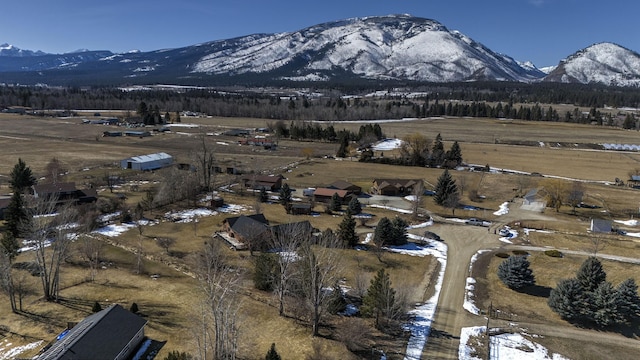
[328,180,362,195]
[37,304,147,360]
[221,214,271,250]
[291,203,312,215]
[242,174,284,191]
[219,215,316,250]
[32,183,97,205]
[313,188,351,204]
[370,179,422,196]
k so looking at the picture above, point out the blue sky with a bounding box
[2,0,638,67]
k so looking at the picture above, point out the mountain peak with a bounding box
[545,42,640,86]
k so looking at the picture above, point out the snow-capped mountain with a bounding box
[0,43,46,57]
[0,16,637,87]
[188,15,545,82]
[544,43,640,86]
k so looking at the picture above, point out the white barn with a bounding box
[121,152,173,171]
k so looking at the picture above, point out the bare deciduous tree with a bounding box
[78,235,103,282]
[0,250,17,312]
[410,181,425,220]
[25,197,78,301]
[194,240,241,360]
[44,157,66,184]
[156,237,175,255]
[192,134,217,192]
[271,222,309,316]
[298,230,343,336]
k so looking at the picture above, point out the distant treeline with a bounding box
[0,82,638,126]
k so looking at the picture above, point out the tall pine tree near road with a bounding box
[433,169,458,207]
[279,183,292,214]
[576,256,606,292]
[362,268,396,329]
[616,278,640,322]
[337,211,358,247]
[548,278,584,321]
[497,255,535,289]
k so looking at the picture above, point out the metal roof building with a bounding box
[121,152,173,171]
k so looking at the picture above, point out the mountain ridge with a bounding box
[1,15,638,87]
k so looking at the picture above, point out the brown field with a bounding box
[2,111,640,359]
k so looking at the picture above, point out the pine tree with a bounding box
[259,187,268,203]
[373,217,394,247]
[92,301,102,313]
[347,197,362,215]
[576,257,607,293]
[329,193,342,212]
[130,302,139,314]
[337,211,358,247]
[430,133,445,167]
[279,183,292,214]
[254,253,277,291]
[497,256,535,289]
[592,281,622,327]
[9,158,36,193]
[548,278,584,320]
[4,191,27,239]
[616,278,640,322]
[433,169,458,207]
[390,217,408,245]
[265,343,281,360]
[362,268,396,329]
[445,141,463,168]
[336,134,349,158]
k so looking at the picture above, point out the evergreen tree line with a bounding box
[1,84,639,127]
[272,120,383,144]
[548,257,640,327]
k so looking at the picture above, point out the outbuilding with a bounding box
[121,152,174,171]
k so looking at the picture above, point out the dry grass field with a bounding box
[2,111,640,359]
[472,250,640,360]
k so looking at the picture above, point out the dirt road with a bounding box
[413,200,558,359]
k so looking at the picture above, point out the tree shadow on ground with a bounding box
[517,284,552,298]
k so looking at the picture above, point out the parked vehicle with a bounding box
[465,218,484,226]
[423,231,442,241]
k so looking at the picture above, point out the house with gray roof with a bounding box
[37,304,147,360]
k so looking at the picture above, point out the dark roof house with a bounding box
[371,179,422,196]
[32,183,97,205]
[37,304,147,360]
[313,188,352,204]
[242,174,284,191]
[328,180,362,194]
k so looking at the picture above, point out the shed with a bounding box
[291,203,312,215]
[121,152,174,171]
[590,218,612,233]
[37,304,147,360]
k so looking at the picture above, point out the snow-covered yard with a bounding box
[459,326,570,360]
[0,339,43,360]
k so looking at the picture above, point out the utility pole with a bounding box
[486,301,492,360]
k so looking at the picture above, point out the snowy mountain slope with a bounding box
[1,16,639,87]
[543,43,640,86]
[190,15,545,82]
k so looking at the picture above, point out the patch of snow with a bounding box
[401,236,447,360]
[93,223,137,237]
[463,249,491,315]
[614,219,638,226]
[460,327,571,359]
[131,339,152,360]
[368,204,413,214]
[0,339,44,360]
[408,218,434,229]
[493,202,509,216]
[165,208,217,223]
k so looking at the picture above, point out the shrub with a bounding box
[512,250,529,256]
[544,249,563,258]
[495,252,510,258]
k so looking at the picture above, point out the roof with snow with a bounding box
[126,152,172,163]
